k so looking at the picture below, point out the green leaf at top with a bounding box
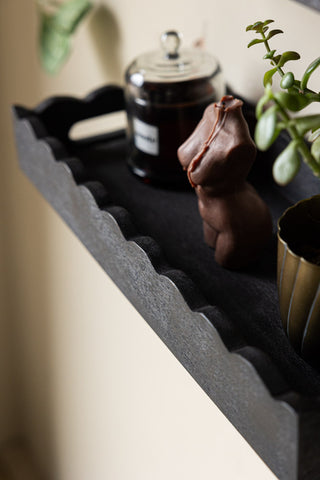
[39,14,71,75]
[252,21,263,30]
[52,0,92,34]
[38,0,92,75]
[263,19,274,26]
[246,19,274,32]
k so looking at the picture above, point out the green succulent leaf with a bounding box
[252,21,264,31]
[38,0,92,75]
[301,56,320,91]
[247,38,264,48]
[39,14,70,75]
[263,19,274,26]
[273,55,281,65]
[263,67,278,86]
[247,19,274,31]
[255,84,273,118]
[245,18,320,184]
[280,72,295,89]
[272,141,301,185]
[309,127,320,142]
[52,0,92,34]
[311,136,320,164]
[274,91,312,111]
[277,51,300,67]
[266,29,283,40]
[293,115,320,136]
[263,49,276,60]
[255,104,280,150]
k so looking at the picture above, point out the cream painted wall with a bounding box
[1,0,320,479]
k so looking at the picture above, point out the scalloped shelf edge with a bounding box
[11,97,320,480]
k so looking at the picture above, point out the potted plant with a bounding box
[246,19,320,367]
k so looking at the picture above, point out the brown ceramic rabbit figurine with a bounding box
[178,95,272,269]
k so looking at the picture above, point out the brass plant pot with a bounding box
[277,194,320,368]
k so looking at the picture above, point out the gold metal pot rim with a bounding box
[277,194,320,269]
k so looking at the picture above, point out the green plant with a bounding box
[36,0,92,75]
[246,19,320,185]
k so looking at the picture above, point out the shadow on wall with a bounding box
[88,5,123,84]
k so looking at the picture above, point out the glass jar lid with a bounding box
[126,30,221,86]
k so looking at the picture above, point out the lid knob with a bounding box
[160,31,182,59]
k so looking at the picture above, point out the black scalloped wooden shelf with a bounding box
[293,0,320,11]
[12,85,320,480]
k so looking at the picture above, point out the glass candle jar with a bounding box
[125,31,225,186]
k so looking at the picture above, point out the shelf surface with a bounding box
[12,85,320,480]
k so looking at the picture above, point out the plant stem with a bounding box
[299,140,320,176]
[305,92,320,103]
[261,32,285,76]
[273,95,320,176]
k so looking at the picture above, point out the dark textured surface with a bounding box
[69,135,320,396]
[12,85,320,480]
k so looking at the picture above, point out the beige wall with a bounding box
[1,0,320,478]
